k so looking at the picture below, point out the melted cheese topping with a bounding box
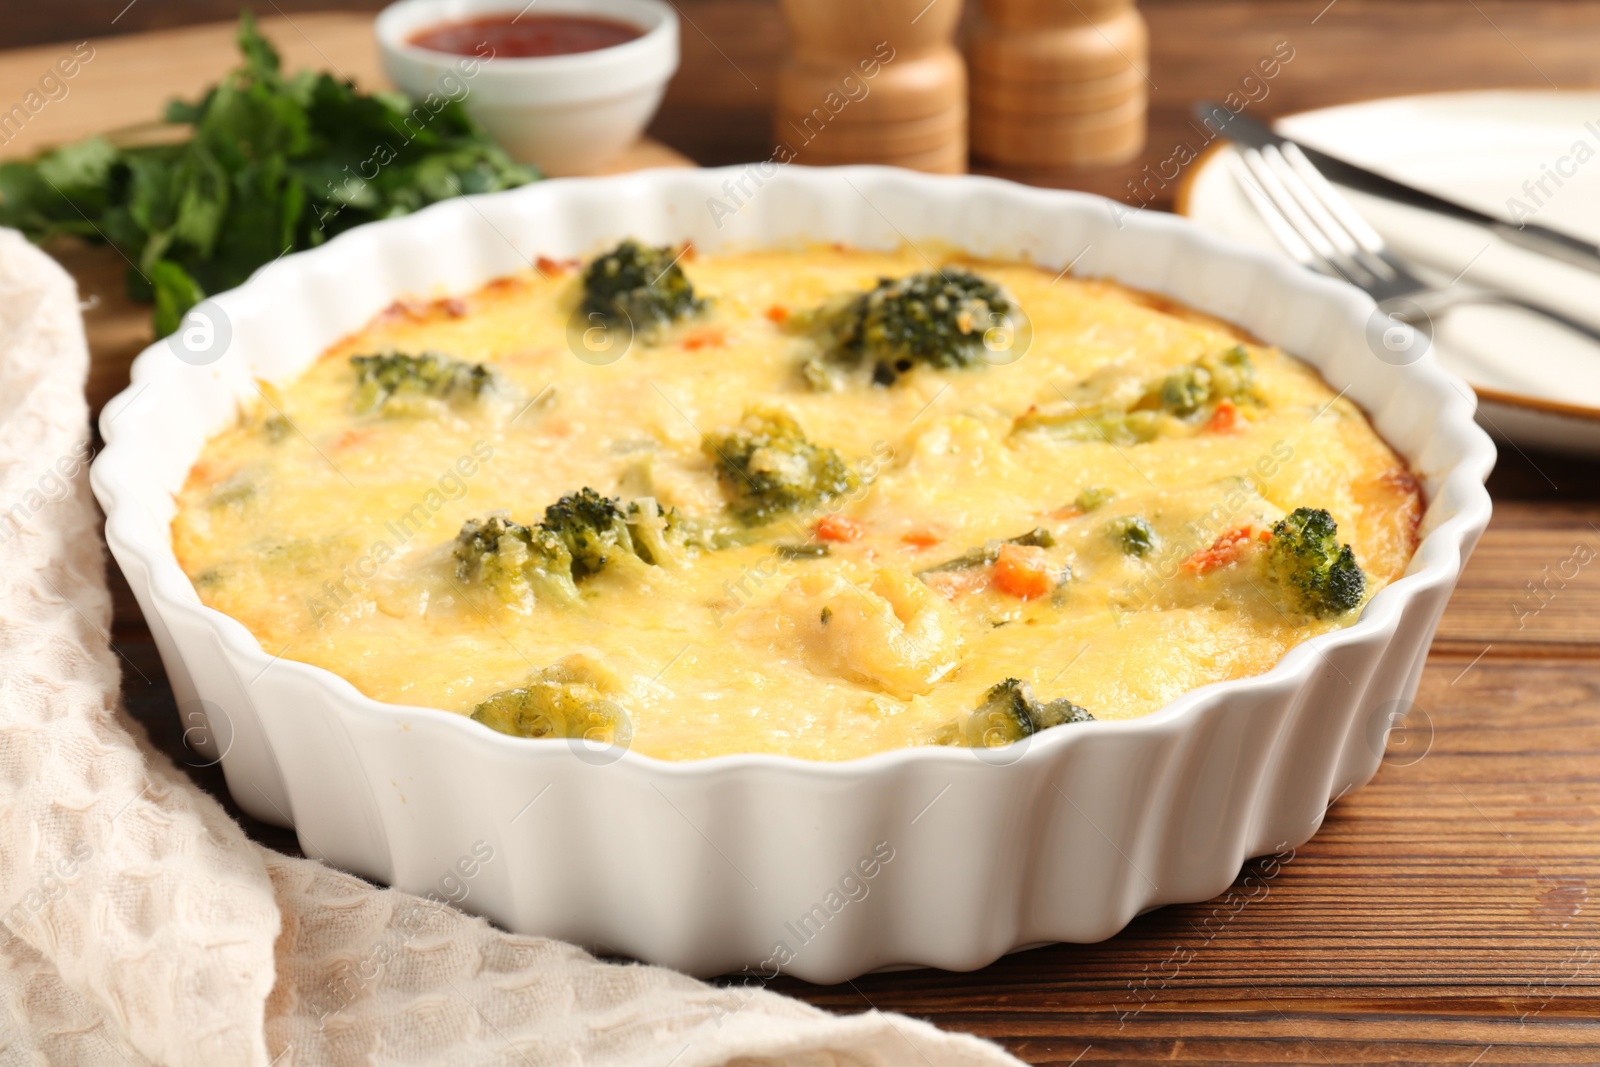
[172,246,1422,761]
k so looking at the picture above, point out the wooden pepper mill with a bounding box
[968,0,1148,168]
[774,0,967,174]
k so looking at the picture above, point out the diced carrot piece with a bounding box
[992,543,1055,600]
[682,328,725,351]
[1049,505,1084,520]
[901,528,941,548]
[765,305,789,324]
[815,515,864,542]
[331,429,373,452]
[535,256,566,276]
[1205,400,1241,434]
[1181,526,1257,574]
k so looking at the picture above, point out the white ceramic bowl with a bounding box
[375,0,678,176]
[93,167,1494,982]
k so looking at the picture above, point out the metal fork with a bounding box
[1226,139,1600,346]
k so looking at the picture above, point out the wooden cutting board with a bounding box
[0,13,691,416]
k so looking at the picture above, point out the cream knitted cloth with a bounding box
[0,230,1023,1067]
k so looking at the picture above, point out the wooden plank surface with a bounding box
[8,5,1600,1065]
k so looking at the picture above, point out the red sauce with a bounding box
[408,13,644,58]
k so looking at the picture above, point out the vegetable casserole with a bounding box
[172,241,1422,761]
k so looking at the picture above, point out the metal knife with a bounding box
[1195,101,1600,278]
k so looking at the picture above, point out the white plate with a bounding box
[1181,90,1600,456]
[93,166,1493,981]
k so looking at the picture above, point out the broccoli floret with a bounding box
[801,268,1015,386]
[624,498,686,567]
[471,655,631,744]
[1264,507,1366,617]
[539,489,690,577]
[540,487,638,580]
[1013,408,1165,445]
[1111,516,1157,557]
[453,491,685,608]
[704,408,859,526]
[453,514,580,608]
[1075,486,1114,512]
[1037,695,1095,728]
[580,239,705,333]
[964,678,1094,747]
[967,678,1036,746]
[351,351,497,416]
[1154,345,1256,417]
[1159,370,1209,416]
[1013,346,1255,440]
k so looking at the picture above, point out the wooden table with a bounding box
[11,6,1600,1064]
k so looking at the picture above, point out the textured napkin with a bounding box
[0,229,1024,1067]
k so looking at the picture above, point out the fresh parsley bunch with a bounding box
[0,13,537,333]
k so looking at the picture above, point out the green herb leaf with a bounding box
[151,260,205,337]
[0,11,538,334]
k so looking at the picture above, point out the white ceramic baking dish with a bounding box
[93,166,1494,983]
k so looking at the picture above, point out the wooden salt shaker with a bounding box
[774,0,967,174]
[968,0,1148,168]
